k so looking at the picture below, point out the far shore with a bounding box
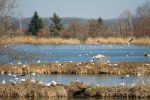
[0,36,150,45]
[0,62,150,75]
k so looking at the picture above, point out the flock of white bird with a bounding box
[1,44,149,87]
[0,70,57,86]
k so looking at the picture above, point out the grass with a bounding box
[0,80,67,97]
[0,62,150,75]
[0,36,150,45]
[0,80,150,98]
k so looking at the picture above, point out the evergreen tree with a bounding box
[49,13,64,37]
[98,17,103,24]
[28,11,43,35]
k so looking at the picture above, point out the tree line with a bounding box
[27,11,111,42]
[0,0,150,39]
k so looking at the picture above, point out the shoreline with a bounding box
[0,81,149,98]
[0,62,150,75]
[0,36,150,45]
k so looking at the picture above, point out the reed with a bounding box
[0,36,149,45]
[0,81,150,98]
[0,62,150,75]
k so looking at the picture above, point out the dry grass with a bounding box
[0,36,149,45]
[0,36,80,44]
[0,80,67,97]
[0,62,150,75]
[0,81,150,98]
[86,37,150,45]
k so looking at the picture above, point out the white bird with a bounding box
[22,65,26,68]
[69,61,73,63]
[96,83,99,87]
[131,83,136,87]
[92,54,106,62]
[2,80,5,84]
[126,74,130,77]
[137,73,142,77]
[38,81,43,84]
[119,82,125,86]
[37,60,41,63]
[45,83,51,86]
[20,78,26,82]
[12,74,16,77]
[31,72,36,76]
[1,71,4,75]
[51,80,57,85]
[106,61,110,64]
[8,73,11,76]
[55,61,59,63]
[17,62,22,64]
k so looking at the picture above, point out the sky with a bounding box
[15,0,147,19]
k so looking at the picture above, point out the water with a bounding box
[0,74,150,86]
[0,44,149,64]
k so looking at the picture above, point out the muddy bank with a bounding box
[0,81,150,98]
[0,62,150,75]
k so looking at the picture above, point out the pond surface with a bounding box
[0,74,150,86]
[0,44,150,64]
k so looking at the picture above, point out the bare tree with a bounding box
[0,0,16,35]
[117,10,135,38]
[136,1,150,17]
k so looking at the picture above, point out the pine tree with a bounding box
[28,11,43,35]
[49,13,64,37]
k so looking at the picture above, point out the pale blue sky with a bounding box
[16,0,146,19]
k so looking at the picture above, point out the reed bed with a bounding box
[0,62,150,75]
[0,80,150,98]
[0,36,150,45]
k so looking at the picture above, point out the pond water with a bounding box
[0,74,150,86]
[0,44,149,64]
